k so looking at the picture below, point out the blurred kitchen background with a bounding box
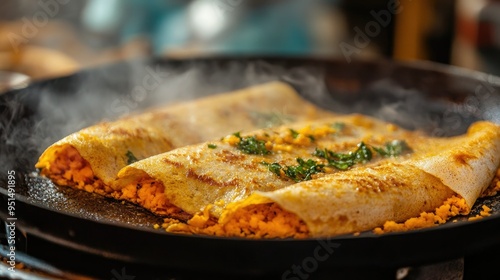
[0,0,499,83]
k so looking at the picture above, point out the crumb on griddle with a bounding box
[468,205,492,221]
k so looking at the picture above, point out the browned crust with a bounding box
[162,157,241,188]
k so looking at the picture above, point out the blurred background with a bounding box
[0,0,499,84]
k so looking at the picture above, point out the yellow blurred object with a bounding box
[9,46,80,79]
[393,0,434,61]
[0,21,80,80]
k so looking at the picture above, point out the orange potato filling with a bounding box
[40,145,110,195]
[373,195,470,234]
[162,203,309,239]
[374,166,500,235]
[116,178,190,220]
[40,145,189,219]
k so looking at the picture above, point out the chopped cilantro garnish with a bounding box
[126,150,138,165]
[262,158,324,182]
[353,142,373,163]
[373,140,412,157]
[285,158,325,182]
[262,139,413,178]
[261,162,282,177]
[313,140,412,170]
[233,133,270,155]
[207,144,217,149]
[313,142,373,170]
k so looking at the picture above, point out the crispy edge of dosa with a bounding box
[407,121,500,208]
[35,121,174,186]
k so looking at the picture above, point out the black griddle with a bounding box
[1,57,500,280]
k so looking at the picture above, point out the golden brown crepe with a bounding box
[35,82,334,196]
[407,122,500,208]
[217,121,500,237]
[214,163,455,237]
[114,117,500,238]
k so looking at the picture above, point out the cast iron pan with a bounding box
[1,57,500,279]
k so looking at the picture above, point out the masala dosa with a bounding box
[217,121,500,237]
[35,81,334,195]
[115,117,500,238]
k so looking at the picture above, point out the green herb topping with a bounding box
[372,140,412,157]
[233,132,270,155]
[207,144,217,149]
[261,162,282,177]
[289,129,299,139]
[262,158,325,182]
[126,150,138,165]
[313,140,412,170]
[313,142,373,170]
[262,139,412,179]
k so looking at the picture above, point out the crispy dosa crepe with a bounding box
[35,82,334,195]
[217,121,500,237]
[113,114,423,218]
[116,117,500,238]
[215,163,456,237]
[407,122,500,208]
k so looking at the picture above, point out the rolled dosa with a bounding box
[115,117,500,238]
[217,121,500,237]
[35,81,334,195]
